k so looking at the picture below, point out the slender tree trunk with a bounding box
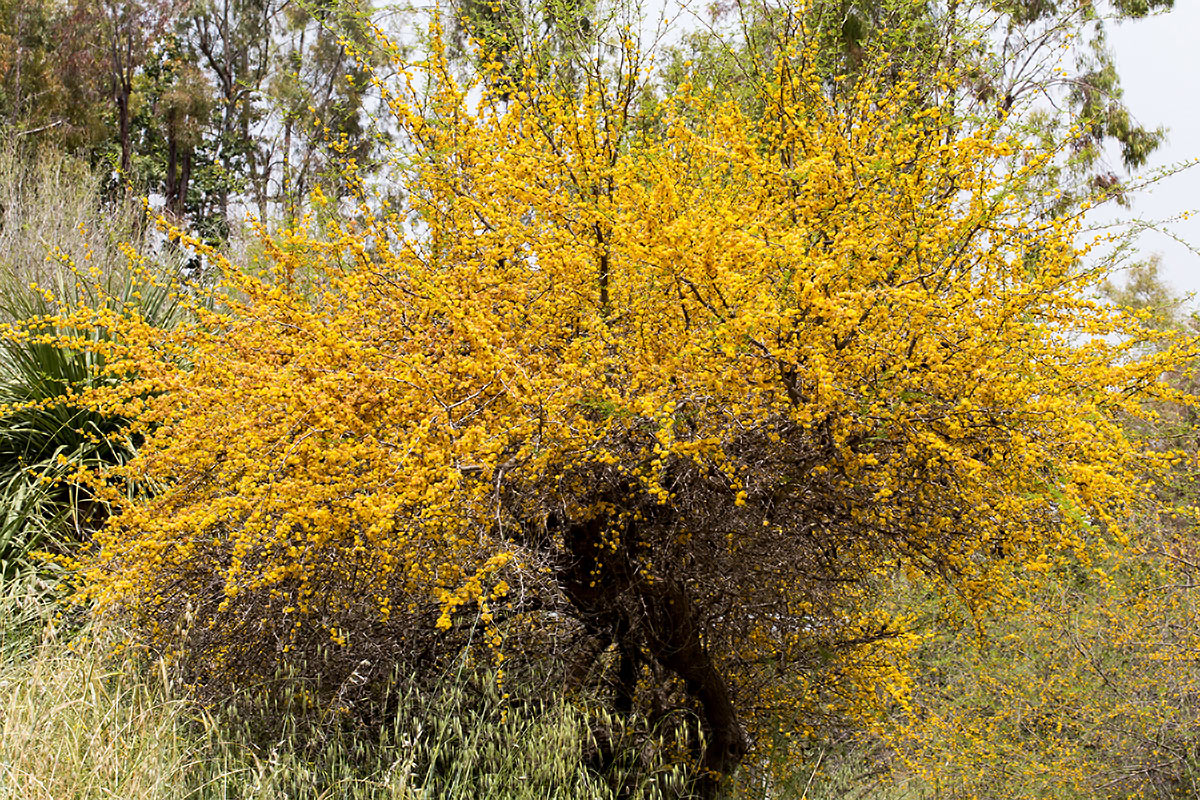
[117,88,131,175]
[179,149,191,215]
[167,122,179,212]
[281,118,293,225]
[10,9,24,129]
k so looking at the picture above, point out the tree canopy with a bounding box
[15,10,1195,798]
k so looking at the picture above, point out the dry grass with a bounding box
[0,589,689,800]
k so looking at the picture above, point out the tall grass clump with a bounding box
[0,144,180,582]
[0,586,688,800]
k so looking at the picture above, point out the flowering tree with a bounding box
[36,17,1195,797]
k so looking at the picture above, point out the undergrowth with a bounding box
[0,587,690,800]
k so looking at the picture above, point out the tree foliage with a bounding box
[0,0,385,237]
[663,0,1171,212]
[0,0,108,148]
[17,12,1197,798]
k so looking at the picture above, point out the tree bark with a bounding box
[640,580,748,799]
[557,513,748,799]
[117,89,131,176]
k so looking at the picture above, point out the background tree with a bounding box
[91,0,192,177]
[0,0,108,149]
[185,0,283,226]
[136,35,214,221]
[0,0,381,236]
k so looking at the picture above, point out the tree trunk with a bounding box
[641,581,748,799]
[557,513,748,799]
[117,89,131,176]
[179,149,191,217]
[167,123,179,213]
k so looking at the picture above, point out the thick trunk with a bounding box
[641,581,747,799]
[558,513,747,799]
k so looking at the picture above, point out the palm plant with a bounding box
[0,145,181,583]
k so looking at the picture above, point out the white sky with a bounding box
[1096,3,1200,299]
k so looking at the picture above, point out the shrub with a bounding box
[35,21,1198,797]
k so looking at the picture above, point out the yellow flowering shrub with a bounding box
[18,20,1197,796]
[866,533,1200,800]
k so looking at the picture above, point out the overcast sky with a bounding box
[1098,3,1200,298]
